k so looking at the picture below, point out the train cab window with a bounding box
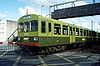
[48,23,51,32]
[19,23,24,32]
[24,22,30,32]
[31,20,38,31]
[76,28,79,36]
[54,24,61,35]
[41,21,46,33]
[80,29,83,36]
[63,25,68,35]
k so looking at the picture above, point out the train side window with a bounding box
[89,31,91,36]
[63,25,68,35]
[54,24,61,35]
[88,31,90,36]
[87,30,89,36]
[84,30,86,36]
[98,33,100,37]
[48,23,51,32]
[76,28,79,36]
[73,28,75,35]
[70,27,72,35]
[89,31,92,36]
[41,21,46,33]
[93,31,96,36]
[80,29,83,36]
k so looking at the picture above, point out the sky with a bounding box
[0,0,100,32]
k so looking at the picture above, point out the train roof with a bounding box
[18,14,91,31]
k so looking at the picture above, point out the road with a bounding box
[0,49,100,66]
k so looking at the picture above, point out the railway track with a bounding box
[0,48,100,66]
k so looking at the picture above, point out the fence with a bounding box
[0,41,19,51]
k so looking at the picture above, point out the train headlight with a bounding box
[34,37,38,41]
[82,38,85,41]
[24,38,29,40]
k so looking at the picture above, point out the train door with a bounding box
[47,22,52,44]
[70,27,75,43]
[73,28,75,43]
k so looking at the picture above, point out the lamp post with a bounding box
[49,6,51,18]
[93,0,95,3]
[26,8,28,15]
[91,21,93,31]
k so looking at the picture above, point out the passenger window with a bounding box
[48,23,51,32]
[73,28,75,35]
[76,28,79,36]
[89,31,91,36]
[98,33,100,37]
[70,27,72,35]
[80,29,83,36]
[87,30,89,36]
[41,21,46,33]
[54,24,61,35]
[63,25,68,35]
[84,30,86,36]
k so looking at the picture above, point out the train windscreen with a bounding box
[24,22,30,32]
[19,23,24,32]
[19,20,38,32]
[31,20,38,31]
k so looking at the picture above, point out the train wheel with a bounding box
[61,46,66,51]
[40,49,45,55]
[48,47,52,54]
[57,46,61,52]
[55,46,59,52]
[52,47,55,53]
[45,48,49,55]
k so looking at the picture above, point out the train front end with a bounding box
[17,14,40,51]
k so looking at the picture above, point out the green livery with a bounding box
[17,14,100,48]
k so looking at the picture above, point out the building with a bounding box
[0,20,18,46]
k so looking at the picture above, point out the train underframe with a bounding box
[18,43,86,55]
[17,38,100,55]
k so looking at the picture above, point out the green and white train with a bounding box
[17,14,100,53]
